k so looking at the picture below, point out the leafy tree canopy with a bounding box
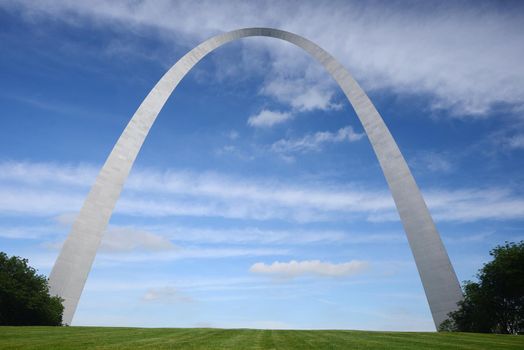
[0,252,63,326]
[439,241,524,334]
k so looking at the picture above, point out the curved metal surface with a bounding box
[49,28,462,328]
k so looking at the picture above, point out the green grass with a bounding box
[0,327,523,349]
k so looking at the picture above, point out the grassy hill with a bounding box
[0,326,523,349]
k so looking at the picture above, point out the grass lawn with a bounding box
[0,327,523,349]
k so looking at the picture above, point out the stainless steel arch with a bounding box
[49,27,462,328]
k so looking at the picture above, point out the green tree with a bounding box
[0,252,63,326]
[440,241,524,334]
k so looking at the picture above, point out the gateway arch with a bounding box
[49,28,463,328]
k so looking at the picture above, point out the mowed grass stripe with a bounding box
[386,331,523,349]
[1,327,523,349]
[94,328,201,349]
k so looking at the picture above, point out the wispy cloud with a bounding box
[260,76,341,113]
[4,0,522,117]
[96,247,289,264]
[136,226,406,246]
[1,161,523,223]
[0,225,59,240]
[271,126,364,154]
[227,130,239,140]
[505,135,524,150]
[41,218,177,253]
[42,214,288,258]
[250,259,369,278]
[142,286,193,303]
[443,231,494,244]
[496,133,524,151]
[425,188,524,222]
[247,109,292,128]
[410,151,454,173]
[166,226,347,245]
[30,245,288,269]
[101,227,177,253]
[0,160,96,187]
[5,214,407,247]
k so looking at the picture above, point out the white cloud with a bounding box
[49,214,178,253]
[168,226,346,245]
[43,237,288,264]
[483,117,524,152]
[85,276,280,293]
[444,231,493,244]
[260,76,340,112]
[0,160,393,222]
[42,224,177,253]
[83,273,394,305]
[3,0,522,117]
[166,227,405,246]
[426,188,524,222]
[505,134,524,150]
[0,186,84,217]
[101,227,176,253]
[97,247,288,264]
[0,161,523,223]
[410,151,453,173]
[228,130,239,140]
[0,160,95,187]
[247,109,292,127]
[0,225,58,239]
[142,286,193,303]
[53,212,77,226]
[4,216,406,246]
[214,145,255,161]
[271,126,364,154]
[250,259,369,278]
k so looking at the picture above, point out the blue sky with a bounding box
[1,0,524,331]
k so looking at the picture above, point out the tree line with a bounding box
[439,241,523,334]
